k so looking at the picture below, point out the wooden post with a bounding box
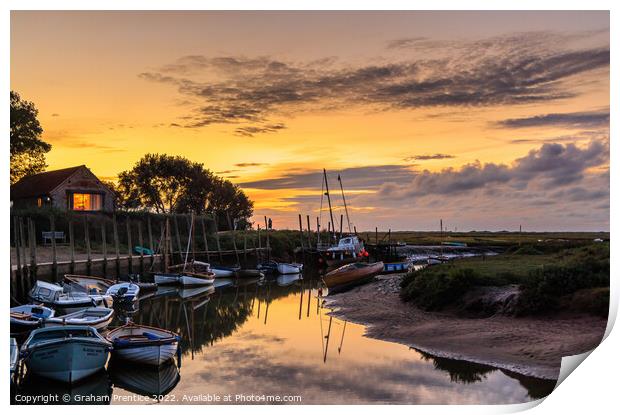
[101,221,108,276]
[138,220,144,272]
[306,215,312,249]
[227,212,240,266]
[147,216,155,266]
[298,214,305,254]
[354,226,357,236]
[68,218,75,274]
[256,225,261,262]
[84,216,91,275]
[126,217,133,273]
[173,215,182,261]
[113,214,120,276]
[375,227,378,245]
[212,214,223,262]
[200,217,210,263]
[28,218,37,283]
[18,217,27,280]
[264,216,270,261]
[164,218,171,272]
[316,217,321,246]
[50,214,58,281]
[339,214,343,238]
[13,216,23,296]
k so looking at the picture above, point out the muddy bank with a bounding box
[324,274,607,380]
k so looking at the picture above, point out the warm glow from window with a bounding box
[72,193,102,211]
[37,197,42,207]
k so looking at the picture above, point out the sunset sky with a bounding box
[10,11,609,231]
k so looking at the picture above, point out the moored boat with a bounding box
[323,261,384,292]
[276,262,304,275]
[44,307,115,331]
[106,282,140,302]
[10,304,55,335]
[211,265,239,278]
[63,274,115,295]
[179,271,215,286]
[383,260,412,274]
[154,273,181,285]
[29,281,113,314]
[106,323,180,366]
[20,326,111,383]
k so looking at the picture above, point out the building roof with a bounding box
[10,165,86,199]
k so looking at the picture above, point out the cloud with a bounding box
[497,110,609,129]
[378,140,608,198]
[138,30,609,133]
[234,162,268,168]
[235,123,286,137]
[51,113,60,117]
[241,165,416,190]
[404,153,455,161]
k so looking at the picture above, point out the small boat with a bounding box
[276,273,303,287]
[20,326,111,383]
[133,245,154,255]
[63,274,115,295]
[211,265,239,278]
[29,281,113,314]
[126,274,158,292]
[179,271,215,286]
[154,273,181,285]
[235,269,265,278]
[257,261,278,275]
[276,262,304,275]
[10,304,55,334]
[106,323,180,366]
[323,262,384,292]
[44,307,115,331]
[383,260,412,274]
[109,359,180,398]
[10,338,18,379]
[106,282,140,302]
[427,255,449,265]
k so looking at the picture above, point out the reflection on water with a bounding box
[12,273,556,404]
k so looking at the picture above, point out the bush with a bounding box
[400,267,482,310]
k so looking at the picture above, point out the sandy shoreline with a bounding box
[324,274,607,380]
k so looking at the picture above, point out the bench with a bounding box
[42,231,66,245]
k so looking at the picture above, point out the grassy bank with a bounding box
[400,242,610,317]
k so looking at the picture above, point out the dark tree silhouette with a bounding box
[117,153,253,226]
[10,91,51,184]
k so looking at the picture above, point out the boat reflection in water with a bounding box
[13,269,558,404]
[16,370,112,405]
[109,359,181,401]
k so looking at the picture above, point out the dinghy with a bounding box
[106,282,140,302]
[256,261,278,275]
[10,338,18,379]
[154,273,181,285]
[29,280,113,314]
[323,262,384,293]
[383,260,413,274]
[276,262,304,274]
[20,326,111,383]
[63,274,114,295]
[179,271,215,286]
[210,265,239,278]
[10,304,55,334]
[106,323,180,366]
[44,307,115,331]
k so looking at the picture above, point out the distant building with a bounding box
[10,165,115,212]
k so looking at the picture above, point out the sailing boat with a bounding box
[153,213,215,286]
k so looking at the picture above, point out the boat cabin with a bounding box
[327,235,364,254]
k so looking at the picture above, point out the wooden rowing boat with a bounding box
[323,262,384,292]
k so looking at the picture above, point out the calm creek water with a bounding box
[11,272,556,405]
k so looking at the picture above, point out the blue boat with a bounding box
[383,261,412,273]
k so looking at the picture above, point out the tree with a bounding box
[10,91,51,184]
[116,154,254,226]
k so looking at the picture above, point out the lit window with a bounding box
[37,197,42,207]
[72,193,102,211]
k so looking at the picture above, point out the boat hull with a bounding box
[113,343,178,366]
[23,339,110,383]
[154,273,180,285]
[211,267,237,278]
[44,308,115,331]
[276,263,303,274]
[179,275,214,286]
[323,262,384,291]
[383,261,412,273]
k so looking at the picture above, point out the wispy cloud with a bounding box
[138,30,609,135]
[234,162,268,168]
[496,110,609,129]
[404,153,455,161]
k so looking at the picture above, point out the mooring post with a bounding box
[13,216,23,291]
[227,212,240,266]
[84,216,92,275]
[68,218,75,274]
[138,220,144,273]
[101,221,107,276]
[159,220,165,272]
[213,214,223,262]
[257,225,262,262]
[18,217,27,280]
[306,215,312,249]
[173,215,182,262]
[28,218,37,284]
[126,217,133,274]
[50,214,58,281]
[113,213,120,276]
[200,217,210,262]
[264,216,270,261]
[243,230,247,263]
[147,216,154,266]
[298,214,305,254]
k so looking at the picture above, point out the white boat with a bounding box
[276,262,304,274]
[276,273,303,287]
[106,282,140,302]
[10,338,18,378]
[20,326,111,383]
[63,274,114,295]
[44,307,115,331]
[179,272,215,286]
[106,323,179,366]
[10,304,55,334]
[29,280,113,314]
[210,265,239,278]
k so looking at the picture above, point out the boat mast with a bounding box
[183,212,194,271]
[337,174,352,234]
[323,169,336,242]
